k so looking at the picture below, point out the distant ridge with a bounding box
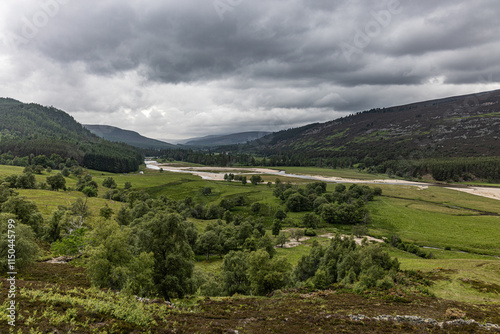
[184,131,271,147]
[84,124,176,150]
[240,89,500,163]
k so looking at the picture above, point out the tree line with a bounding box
[381,156,500,182]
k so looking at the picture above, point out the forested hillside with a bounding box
[0,98,143,173]
[212,89,500,181]
[184,131,271,147]
[245,89,500,161]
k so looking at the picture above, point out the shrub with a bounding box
[251,202,262,215]
[302,212,320,228]
[102,177,117,189]
[295,235,400,292]
[46,173,66,191]
[99,205,114,220]
[221,251,251,295]
[247,249,292,295]
[62,167,71,177]
[0,214,40,271]
[82,186,98,197]
[304,228,317,237]
[52,228,87,256]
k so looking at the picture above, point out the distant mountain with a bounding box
[241,89,500,163]
[84,124,176,150]
[184,131,271,147]
[0,98,143,173]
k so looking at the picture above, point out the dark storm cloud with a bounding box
[1,0,500,138]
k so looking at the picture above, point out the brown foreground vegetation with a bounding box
[2,262,499,333]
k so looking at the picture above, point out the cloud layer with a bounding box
[1,0,500,140]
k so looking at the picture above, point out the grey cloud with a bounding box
[1,0,500,139]
[10,0,500,87]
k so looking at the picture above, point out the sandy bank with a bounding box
[446,186,500,201]
[147,162,429,185]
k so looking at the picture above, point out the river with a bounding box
[144,160,430,186]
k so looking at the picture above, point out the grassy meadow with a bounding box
[2,163,500,333]
[2,164,500,306]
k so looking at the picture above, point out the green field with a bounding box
[367,185,500,255]
[266,166,389,180]
[1,164,500,306]
[2,163,500,333]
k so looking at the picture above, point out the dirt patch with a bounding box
[277,233,384,249]
[45,255,74,263]
[279,236,311,248]
[318,233,385,246]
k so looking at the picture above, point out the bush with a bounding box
[304,228,317,237]
[46,173,66,191]
[295,235,400,292]
[86,220,154,295]
[52,228,87,256]
[62,167,71,177]
[82,186,98,197]
[285,193,310,212]
[99,205,114,219]
[247,249,292,295]
[102,177,117,189]
[289,228,305,242]
[15,172,36,189]
[0,214,40,271]
[387,235,432,259]
[1,196,44,236]
[376,275,394,290]
[222,251,251,295]
[302,212,320,228]
[251,202,262,215]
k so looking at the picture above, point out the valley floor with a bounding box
[147,161,500,202]
[147,161,428,185]
[2,163,500,333]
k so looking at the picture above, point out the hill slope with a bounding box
[84,124,176,149]
[0,98,143,172]
[245,89,500,163]
[184,131,271,147]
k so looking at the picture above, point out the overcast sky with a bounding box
[1,0,500,141]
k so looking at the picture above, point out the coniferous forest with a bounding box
[0,98,143,173]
